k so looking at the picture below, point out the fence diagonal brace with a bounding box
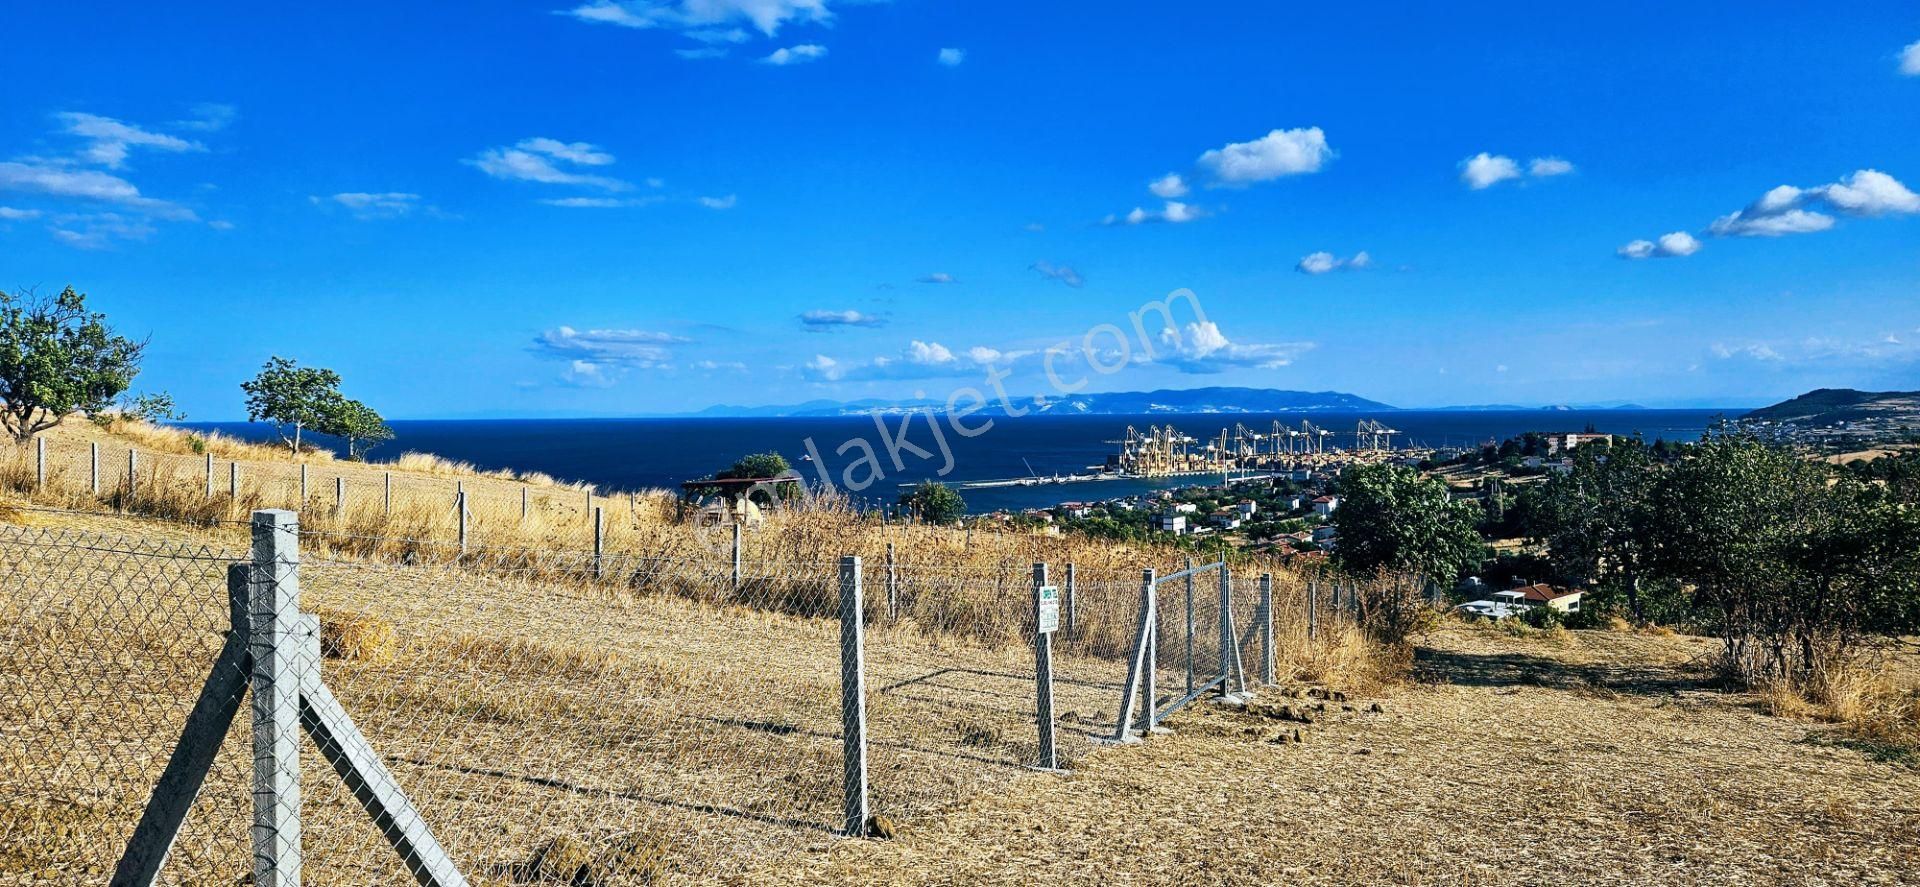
[109,634,250,887]
[298,666,469,887]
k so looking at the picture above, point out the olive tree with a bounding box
[0,286,145,442]
[1331,463,1483,584]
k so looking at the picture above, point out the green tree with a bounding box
[1331,463,1483,583]
[900,481,966,524]
[241,357,343,453]
[717,452,790,479]
[1523,438,1661,620]
[122,391,184,423]
[320,395,392,460]
[0,286,145,442]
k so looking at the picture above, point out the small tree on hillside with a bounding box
[241,357,344,454]
[321,395,392,460]
[1523,438,1661,620]
[0,286,145,442]
[1331,463,1483,584]
[121,391,185,423]
[718,452,790,479]
[900,481,966,524]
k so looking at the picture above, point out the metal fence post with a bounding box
[229,462,240,500]
[1184,558,1195,696]
[592,507,604,579]
[1308,579,1318,641]
[1141,569,1159,734]
[1032,563,1058,770]
[35,436,46,489]
[204,453,213,498]
[731,521,743,592]
[384,472,392,516]
[299,463,308,503]
[127,449,137,501]
[90,441,99,495]
[1260,573,1275,685]
[334,477,345,517]
[584,490,592,525]
[884,542,897,619]
[519,486,528,523]
[456,491,469,556]
[1065,562,1077,634]
[1218,565,1233,695]
[249,509,303,886]
[838,555,870,836]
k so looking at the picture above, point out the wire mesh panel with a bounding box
[0,525,250,886]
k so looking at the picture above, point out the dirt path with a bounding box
[796,627,1920,886]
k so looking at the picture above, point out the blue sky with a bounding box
[5,1,1918,418]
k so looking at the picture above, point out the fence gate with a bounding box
[1101,561,1265,744]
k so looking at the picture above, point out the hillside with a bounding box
[1743,388,1920,428]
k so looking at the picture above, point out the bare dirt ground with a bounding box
[799,626,1920,886]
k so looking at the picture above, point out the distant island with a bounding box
[694,387,1396,417]
[1742,388,1920,430]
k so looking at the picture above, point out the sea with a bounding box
[185,410,1729,514]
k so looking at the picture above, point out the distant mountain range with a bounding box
[692,387,1397,417]
[1742,388,1920,428]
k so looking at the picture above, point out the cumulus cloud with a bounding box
[1707,169,1918,237]
[560,0,830,36]
[531,326,690,373]
[1104,201,1204,226]
[1029,260,1084,288]
[801,338,1037,382]
[800,309,887,329]
[467,138,631,190]
[0,161,195,220]
[1295,250,1371,274]
[1196,127,1332,186]
[937,48,965,66]
[761,44,826,65]
[697,194,737,209]
[917,272,955,284]
[1901,39,1920,76]
[1616,231,1700,259]
[313,192,423,220]
[1151,321,1313,373]
[1148,173,1189,198]
[1459,153,1522,189]
[1461,152,1574,189]
[55,112,204,169]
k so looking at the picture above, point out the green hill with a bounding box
[1742,388,1920,427]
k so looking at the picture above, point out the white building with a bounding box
[1151,513,1188,535]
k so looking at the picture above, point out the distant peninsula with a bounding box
[1742,388,1920,429]
[692,387,1397,417]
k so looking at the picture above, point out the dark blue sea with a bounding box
[186,410,1729,514]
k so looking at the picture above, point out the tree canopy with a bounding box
[241,357,343,453]
[717,452,790,480]
[900,481,967,524]
[1331,463,1483,583]
[321,395,392,460]
[0,286,145,442]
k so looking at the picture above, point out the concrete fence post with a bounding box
[884,542,897,619]
[731,520,743,592]
[35,436,46,489]
[455,481,464,511]
[249,510,303,886]
[456,491,469,557]
[204,453,214,499]
[1065,562,1077,634]
[838,555,870,836]
[90,441,99,495]
[1260,573,1275,685]
[592,507,604,579]
[1032,562,1058,770]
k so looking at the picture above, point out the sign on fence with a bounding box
[1036,585,1061,634]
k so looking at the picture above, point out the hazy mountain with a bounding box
[1742,388,1920,427]
[691,387,1395,417]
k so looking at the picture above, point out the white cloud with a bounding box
[800,309,886,328]
[0,207,42,220]
[531,326,689,369]
[560,0,830,35]
[0,161,194,219]
[55,112,204,169]
[316,192,422,219]
[47,212,158,250]
[937,48,965,66]
[917,272,955,284]
[687,26,750,43]
[690,359,748,371]
[761,44,826,65]
[698,193,738,209]
[1459,153,1522,189]
[172,103,237,132]
[1148,173,1189,199]
[539,196,660,208]
[467,138,632,190]
[1617,231,1700,259]
[1706,169,1918,238]
[802,338,1037,383]
[803,354,842,380]
[1900,39,1920,76]
[1295,250,1371,274]
[1529,156,1575,178]
[1030,260,1084,288]
[676,46,730,59]
[1196,127,1332,185]
[1105,200,1204,226]
[1152,321,1313,373]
